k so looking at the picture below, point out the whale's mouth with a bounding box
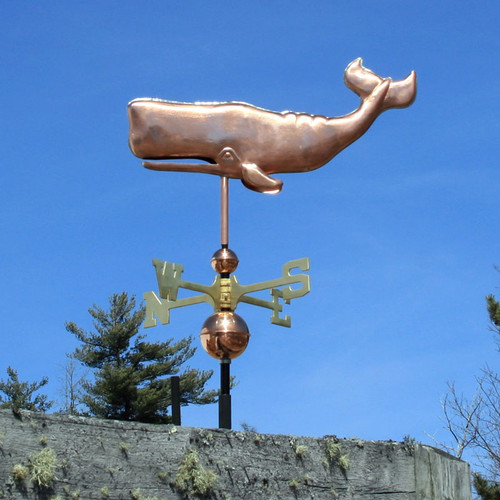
[142,158,219,174]
[142,157,283,195]
[141,146,283,195]
[143,156,216,165]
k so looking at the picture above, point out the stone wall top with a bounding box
[0,410,471,499]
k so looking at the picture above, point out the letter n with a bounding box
[143,291,170,328]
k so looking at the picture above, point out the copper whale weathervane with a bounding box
[129,59,416,429]
[128,58,417,194]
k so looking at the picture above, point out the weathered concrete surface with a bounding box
[414,445,471,500]
[0,410,471,499]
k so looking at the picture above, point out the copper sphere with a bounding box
[210,248,239,274]
[200,311,250,360]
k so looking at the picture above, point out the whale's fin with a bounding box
[344,58,417,110]
[241,163,283,194]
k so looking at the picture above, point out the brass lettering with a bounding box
[143,291,170,328]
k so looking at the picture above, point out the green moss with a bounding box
[289,438,308,458]
[63,485,80,498]
[157,470,168,481]
[338,454,350,471]
[11,464,29,482]
[198,430,214,446]
[324,438,349,471]
[29,447,57,489]
[101,486,111,498]
[295,444,308,457]
[130,489,163,500]
[289,478,300,489]
[120,441,130,455]
[39,435,48,446]
[173,449,218,497]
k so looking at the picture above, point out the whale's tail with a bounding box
[344,58,417,110]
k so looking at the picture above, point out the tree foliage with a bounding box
[473,473,500,500]
[66,292,217,423]
[0,366,52,413]
[438,288,500,498]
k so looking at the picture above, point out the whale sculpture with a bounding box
[128,59,416,194]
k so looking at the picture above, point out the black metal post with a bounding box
[171,376,181,426]
[219,359,231,429]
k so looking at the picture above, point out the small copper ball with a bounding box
[200,311,250,360]
[210,248,239,274]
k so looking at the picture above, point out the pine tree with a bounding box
[66,292,217,423]
[473,473,500,500]
[486,294,500,346]
[0,367,53,413]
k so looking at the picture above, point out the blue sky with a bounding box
[1,1,499,466]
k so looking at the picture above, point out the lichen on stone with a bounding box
[29,447,57,489]
[173,449,218,497]
[324,438,349,471]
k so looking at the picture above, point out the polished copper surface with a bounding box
[128,58,416,194]
[200,311,250,360]
[210,248,239,274]
[220,176,229,246]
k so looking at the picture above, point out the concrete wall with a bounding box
[0,410,471,499]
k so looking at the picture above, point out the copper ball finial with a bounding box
[200,311,250,360]
[210,248,239,274]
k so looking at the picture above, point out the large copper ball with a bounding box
[210,248,239,274]
[200,311,250,360]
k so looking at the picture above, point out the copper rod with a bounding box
[221,176,229,247]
